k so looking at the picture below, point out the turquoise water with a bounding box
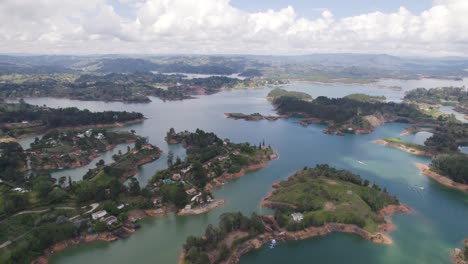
[16,80,468,264]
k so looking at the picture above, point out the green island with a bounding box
[266,88,312,101]
[404,87,468,114]
[150,129,277,215]
[453,239,468,264]
[179,165,410,264]
[0,72,288,103]
[227,93,432,136]
[0,100,144,139]
[27,129,138,171]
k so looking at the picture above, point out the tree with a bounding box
[58,176,67,187]
[174,184,188,209]
[129,178,141,196]
[33,176,53,201]
[191,161,208,189]
[167,150,174,167]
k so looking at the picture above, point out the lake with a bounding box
[17,79,468,264]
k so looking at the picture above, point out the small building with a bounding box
[117,204,125,210]
[77,133,85,139]
[181,166,192,174]
[162,179,172,184]
[91,210,107,220]
[291,212,304,222]
[95,133,105,140]
[347,190,353,195]
[141,144,154,150]
[102,216,118,225]
[152,198,162,207]
[184,204,192,210]
[12,187,27,193]
[85,129,93,137]
[186,188,197,196]
[172,173,182,181]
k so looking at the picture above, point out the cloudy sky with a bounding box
[1,0,467,56]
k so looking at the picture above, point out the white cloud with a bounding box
[0,0,468,56]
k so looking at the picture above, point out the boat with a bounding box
[269,239,277,249]
[356,160,366,165]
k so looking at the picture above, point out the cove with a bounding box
[17,80,468,264]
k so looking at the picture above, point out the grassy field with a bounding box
[267,166,399,232]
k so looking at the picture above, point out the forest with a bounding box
[273,95,429,124]
[0,101,143,138]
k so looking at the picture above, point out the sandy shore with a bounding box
[416,163,468,192]
[178,200,225,216]
[374,139,434,157]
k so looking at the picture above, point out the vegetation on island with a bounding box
[28,129,138,171]
[181,165,405,264]
[267,88,312,101]
[273,95,430,135]
[0,71,287,104]
[183,212,265,264]
[431,154,468,185]
[344,93,386,103]
[0,101,144,138]
[0,131,162,263]
[404,87,467,111]
[150,129,276,211]
[266,164,399,232]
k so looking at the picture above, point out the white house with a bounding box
[91,210,107,220]
[291,212,304,222]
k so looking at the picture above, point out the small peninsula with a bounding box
[0,101,144,140]
[27,129,139,171]
[179,165,410,264]
[151,128,277,215]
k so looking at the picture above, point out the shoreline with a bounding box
[374,139,434,157]
[2,118,145,142]
[179,204,411,264]
[33,208,169,264]
[178,199,225,216]
[416,163,468,192]
[205,151,279,192]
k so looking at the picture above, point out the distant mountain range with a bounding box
[0,54,467,81]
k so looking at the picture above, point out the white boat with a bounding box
[269,239,277,249]
[356,160,366,165]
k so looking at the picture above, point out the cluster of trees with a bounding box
[404,87,467,106]
[424,122,468,152]
[431,154,468,184]
[167,128,223,148]
[183,212,265,264]
[4,221,77,263]
[270,165,399,231]
[273,96,429,124]
[344,93,386,103]
[0,69,255,103]
[0,101,143,137]
[267,88,312,101]
[0,142,26,184]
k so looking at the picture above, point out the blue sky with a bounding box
[231,0,433,18]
